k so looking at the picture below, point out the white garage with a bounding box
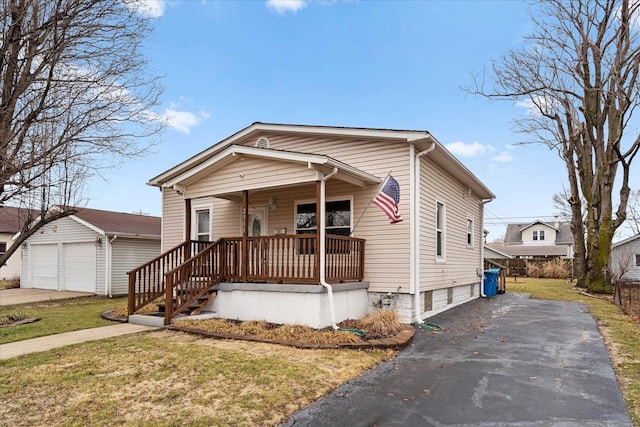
[21,207,161,295]
[30,244,58,290]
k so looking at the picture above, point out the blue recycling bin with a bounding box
[483,268,499,297]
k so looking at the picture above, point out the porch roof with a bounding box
[160,144,381,195]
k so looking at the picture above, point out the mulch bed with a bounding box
[0,317,39,328]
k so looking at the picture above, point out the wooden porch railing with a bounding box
[127,240,211,315]
[128,235,366,324]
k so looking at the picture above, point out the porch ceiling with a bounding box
[164,145,381,198]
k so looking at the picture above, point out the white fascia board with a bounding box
[613,233,640,248]
[518,220,559,232]
[165,145,380,188]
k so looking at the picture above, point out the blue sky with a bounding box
[87,0,606,241]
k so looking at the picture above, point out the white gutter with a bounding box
[106,235,118,298]
[320,167,340,329]
[412,139,436,324]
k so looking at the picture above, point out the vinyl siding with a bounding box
[521,224,557,244]
[110,237,161,295]
[186,157,320,199]
[419,156,483,292]
[0,232,21,279]
[611,237,640,279]
[162,187,185,251]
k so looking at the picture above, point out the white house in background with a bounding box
[21,207,161,295]
[129,122,495,327]
[492,220,574,259]
[0,206,32,280]
[610,234,640,281]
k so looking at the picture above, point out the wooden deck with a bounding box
[128,235,365,324]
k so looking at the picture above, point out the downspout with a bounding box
[480,199,492,298]
[413,139,436,324]
[106,235,118,298]
[320,167,339,329]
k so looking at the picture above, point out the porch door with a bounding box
[248,207,268,278]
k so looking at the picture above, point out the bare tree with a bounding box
[0,0,163,266]
[469,0,640,293]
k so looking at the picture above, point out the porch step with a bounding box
[128,313,165,328]
[157,288,217,316]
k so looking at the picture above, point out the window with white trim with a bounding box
[533,230,538,240]
[195,209,211,241]
[539,230,545,241]
[436,201,445,259]
[636,254,640,267]
[466,218,474,247]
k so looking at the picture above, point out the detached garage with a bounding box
[21,208,161,296]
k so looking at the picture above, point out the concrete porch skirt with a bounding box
[205,282,369,328]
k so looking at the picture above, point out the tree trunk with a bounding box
[585,228,614,294]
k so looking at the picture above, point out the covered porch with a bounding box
[128,145,380,326]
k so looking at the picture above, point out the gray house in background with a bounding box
[610,234,640,281]
[21,208,160,296]
[489,220,574,259]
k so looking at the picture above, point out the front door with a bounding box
[247,207,268,278]
[248,207,267,236]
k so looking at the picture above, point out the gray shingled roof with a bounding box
[503,220,573,244]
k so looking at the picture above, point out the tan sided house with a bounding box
[128,123,495,327]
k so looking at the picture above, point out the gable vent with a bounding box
[255,137,270,149]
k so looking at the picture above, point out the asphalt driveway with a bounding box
[282,293,633,427]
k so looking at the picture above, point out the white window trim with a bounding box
[436,200,446,263]
[191,200,214,241]
[466,216,474,248]
[294,196,354,235]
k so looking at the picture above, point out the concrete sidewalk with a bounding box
[0,288,94,306]
[0,323,158,360]
[283,293,633,427]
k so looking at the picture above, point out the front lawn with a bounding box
[0,296,127,344]
[508,278,640,426]
[0,330,394,426]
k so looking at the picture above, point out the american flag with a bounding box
[373,175,403,224]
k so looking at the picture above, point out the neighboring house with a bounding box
[21,208,161,295]
[130,122,495,327]
[491,220,574,259]
[610,234,640,281]
[0,206,32,280]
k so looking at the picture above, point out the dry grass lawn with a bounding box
[0,329,394,426]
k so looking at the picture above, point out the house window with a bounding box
[533,231,538,241]
[195,209,211,241]
[0,242,6,256]
[436,201,445,259]
[466,218,473,247]
[636,254,640,267]
[295,200,351,236]
[539,230,545,241]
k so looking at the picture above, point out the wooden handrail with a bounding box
[127,240,211,315]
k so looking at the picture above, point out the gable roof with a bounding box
[504,220,573,244]
[484,245,513,259]
[0,206,36,234]
[70,207,161,238]
[149,122,495,200]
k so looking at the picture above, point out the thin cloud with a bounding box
[125,0,166,18]
[160,108,207,134]
[266,0,307,14]
[446,141,487,157]
[492,152,514,163]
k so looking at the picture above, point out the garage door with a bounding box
[31,244,58,290]
[63,243,96,292]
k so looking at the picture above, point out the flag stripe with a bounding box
[373,175,403,224]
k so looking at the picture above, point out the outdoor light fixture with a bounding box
[268,197,277,210]
[95,237,103,247]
